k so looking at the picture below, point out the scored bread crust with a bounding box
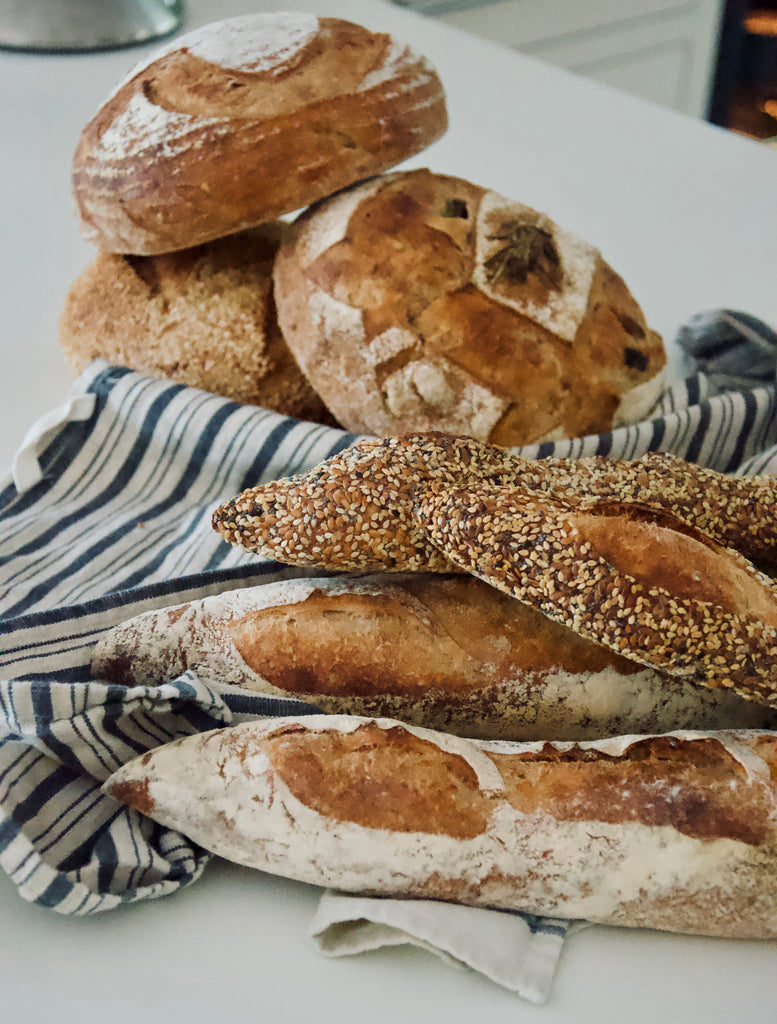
[103,716,777,938]
[58,224,332,419]
[415,484,777,706]
[71,15,448,255]
[211,432,777,578]
[90,573,775,741]
[272,169,666,446]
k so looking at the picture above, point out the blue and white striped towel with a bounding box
[1,310,775,1003]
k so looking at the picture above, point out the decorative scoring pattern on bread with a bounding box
[415,485,777,706]
[72,16,448,254]
[272,169,666,445]
[103,716,777,938]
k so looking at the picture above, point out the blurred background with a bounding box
[0,0,183,53]
[394,0,777,143]
[0,0,775,140]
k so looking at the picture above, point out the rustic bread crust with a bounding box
[104,716,777,938]
[71,15,448,255]
[272,169,666,445]
[416,485,777,706]
[90,574,775,741]
[58,224,332,419]
[212,432,777,578]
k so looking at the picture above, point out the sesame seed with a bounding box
[209,431,777,705]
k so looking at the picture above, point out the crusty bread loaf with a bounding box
[272,169,666,445]
[417,484,777,706]
[104,715,777,938]
[90,573,775,741]
[212,432,777,578]
[71,15,447,255]
[58,224,333,419]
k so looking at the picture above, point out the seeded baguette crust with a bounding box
[71,15,447,255]
[104,715,777,938]
[90,573,775,741]
[554,448,777,577]
[273,169,666,446]
[415,486,777,706]
[211,432,777,577]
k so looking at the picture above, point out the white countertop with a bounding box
[2,0,777,476]
[1,1,776,1019]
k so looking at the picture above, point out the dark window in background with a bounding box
[708,0,777,139]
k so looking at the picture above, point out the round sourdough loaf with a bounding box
[58,224,331,420]
[272,169,667,446]
[70,14,448,255]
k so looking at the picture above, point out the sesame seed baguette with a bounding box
[551,449,777,578]
[90,573,775,741]
[103,715,777,938]
[415,485,777,707]
[211,433,498,573]
[211,432,777,577]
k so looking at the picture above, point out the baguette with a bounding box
[103,715,777,938]
[90,574,775,741]
[416,485,777,707]
[211,433,777,577]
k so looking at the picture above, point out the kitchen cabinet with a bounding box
[395,0,726,116]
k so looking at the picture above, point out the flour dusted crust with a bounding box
[90,574,775,741]
[58,224,331,419]
[273,170,666,446]
[104,716,777,938]
[72,15,447,254]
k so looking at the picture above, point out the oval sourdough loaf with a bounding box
[90,574,775,741]
[103,715,777,938]
[58,224,332,419]
[71,14,448,254]
[272,169,667,445]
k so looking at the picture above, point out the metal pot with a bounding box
[0,0,183,52]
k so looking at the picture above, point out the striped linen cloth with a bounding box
[0,310,775,1002]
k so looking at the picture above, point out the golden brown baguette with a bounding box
[104,715,777,938]
[90,574,775,741]
[71,15,447,254]
[415,485,777,706]
[211,432,777,577]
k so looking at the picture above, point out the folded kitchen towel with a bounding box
[310,891,586,1004]
[0,310,775,1002]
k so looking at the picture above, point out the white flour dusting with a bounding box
[101,13,320,104]
[474,192,599,343]
[92,90,228,161]
[183,12,319,73]
[358,41,439,96]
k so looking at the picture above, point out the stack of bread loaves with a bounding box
[99,428,777,938]
[76,14,777,942]
[60,12,666,445]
